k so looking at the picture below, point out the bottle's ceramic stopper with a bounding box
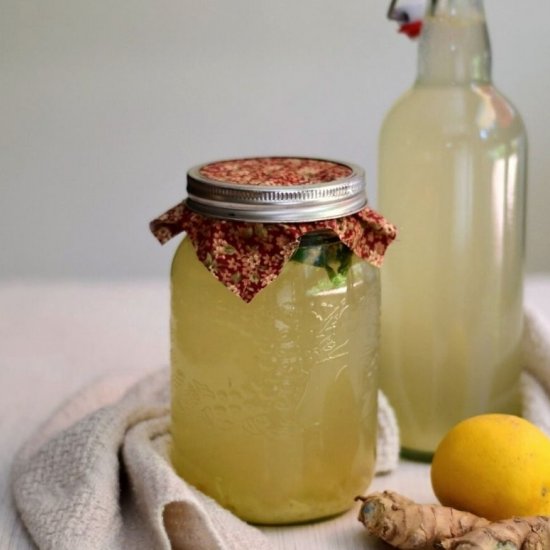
[387,0,427,38]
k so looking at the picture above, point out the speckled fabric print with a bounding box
[199,158,353,186]
[150,203,397,302]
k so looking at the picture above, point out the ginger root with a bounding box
[357,491,550,550]
[357,491,489,549]
[438,517,550,550]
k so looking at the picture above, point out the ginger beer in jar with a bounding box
[151,157,396,523]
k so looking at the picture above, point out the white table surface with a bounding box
[2,276,550,549]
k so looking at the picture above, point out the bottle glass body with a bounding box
[170,232,380,523]
[378,0,526,457]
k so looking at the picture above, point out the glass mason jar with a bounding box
[150,157,396,524]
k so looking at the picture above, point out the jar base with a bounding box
[234,502,354,526]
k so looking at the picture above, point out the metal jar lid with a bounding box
[185,156,367,222]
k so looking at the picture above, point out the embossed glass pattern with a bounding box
[170,231,380,524]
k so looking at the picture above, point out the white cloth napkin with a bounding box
[522,308,550,435]
[12,308,550,550]
[11,367,398,550]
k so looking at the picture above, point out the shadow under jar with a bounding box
[150,157,396,524]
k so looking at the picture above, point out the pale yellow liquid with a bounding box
[378,16,526,456]
[170,237,380,524]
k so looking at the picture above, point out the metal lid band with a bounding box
[185,157,368,223]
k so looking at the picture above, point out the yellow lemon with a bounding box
[431,414,550,520]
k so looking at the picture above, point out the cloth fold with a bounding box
[522,307,550,435]
[12,308,550,550]
[11,368,398,550]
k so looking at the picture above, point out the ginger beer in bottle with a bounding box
[378,0,527,459]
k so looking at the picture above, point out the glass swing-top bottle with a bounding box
[378,0,527,459]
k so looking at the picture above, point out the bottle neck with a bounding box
[416,0,492,86]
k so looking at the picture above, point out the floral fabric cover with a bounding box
[150,202,397,302]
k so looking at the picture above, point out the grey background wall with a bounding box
[2,0,549,280]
